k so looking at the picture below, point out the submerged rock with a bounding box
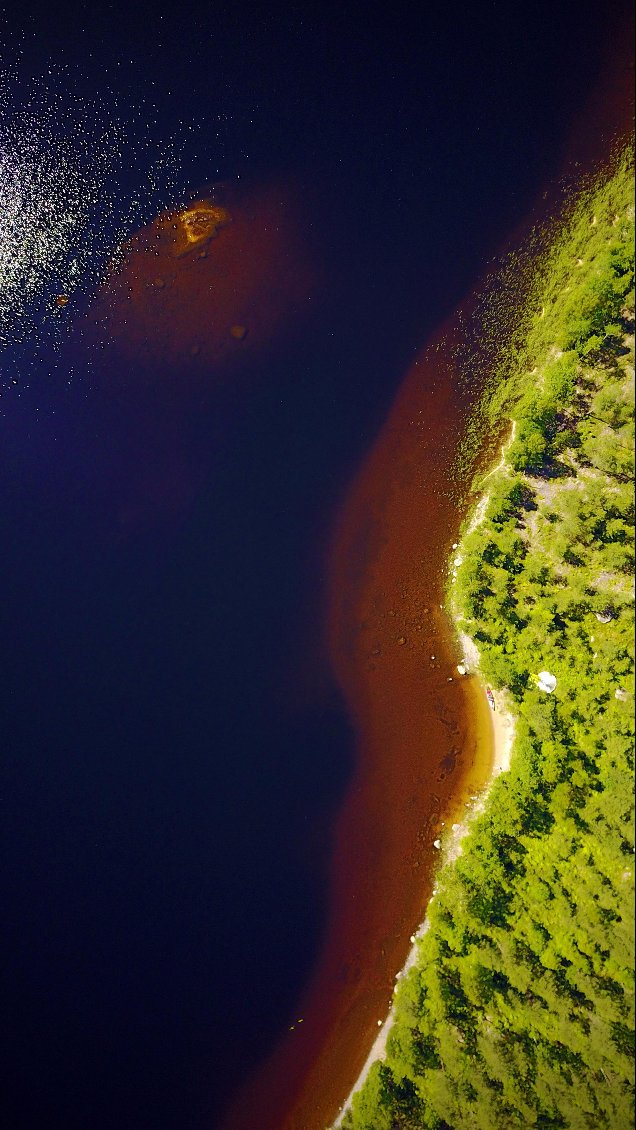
[175,202,231,255]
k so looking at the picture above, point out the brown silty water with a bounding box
[220,325,494,1130]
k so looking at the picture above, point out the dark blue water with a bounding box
[0,3,624,1127]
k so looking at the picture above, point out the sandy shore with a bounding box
[490,692,516,777]
[332,677,516,1127]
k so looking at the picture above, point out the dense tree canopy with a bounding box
[342,151,634,1130]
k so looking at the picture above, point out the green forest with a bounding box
[340,151,635,1129]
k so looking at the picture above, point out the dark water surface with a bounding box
[1,4,632,1128]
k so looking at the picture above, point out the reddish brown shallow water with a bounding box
[82,174,489,1129]
[67,179,317,538]
[221,330,492,1130]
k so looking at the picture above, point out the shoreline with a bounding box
[332,469,518,1128]
[333,680,516,1127]
[332,679,516,1127]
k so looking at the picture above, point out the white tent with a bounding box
[537,670,557,693]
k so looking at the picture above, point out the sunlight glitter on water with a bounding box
[0,73,183,376]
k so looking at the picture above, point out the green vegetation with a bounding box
[341,151,634,1129]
